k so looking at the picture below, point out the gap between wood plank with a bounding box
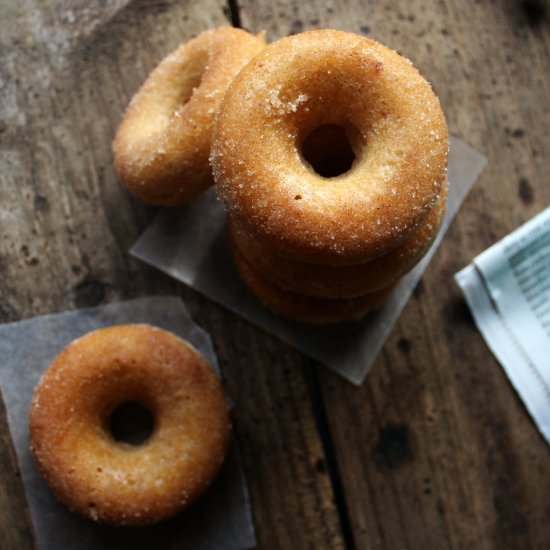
[304,364,358,550]
[227,0,242,27]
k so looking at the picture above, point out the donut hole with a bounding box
[108,401,155,446]
[128,50,208,141]
[177,50,208,106]
[301,124,357,178]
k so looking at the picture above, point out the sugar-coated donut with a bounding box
[113,27,265,206]
[230,178,447,298]
[212,29,448,265]
[29,325,230,526]
[231,241,395,324]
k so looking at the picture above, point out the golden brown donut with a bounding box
[230,178,447,298]
[113,27,265,206]
[231,241,395,324]
[212,29,448,265]
[29,325,230,526]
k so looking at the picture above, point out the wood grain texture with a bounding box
[2,0,549,549]
[239,1,550,549]
[0,1,344,548]
[0,393,35,549]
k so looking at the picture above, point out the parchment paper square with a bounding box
[0,297,255,550]
[131,137,486,384]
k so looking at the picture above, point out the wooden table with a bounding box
[1,1,549,548]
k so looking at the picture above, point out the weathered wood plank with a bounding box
[0,393,34,549]
[0,1,344,548]
[196,309,344,549]
[239,1,550,548]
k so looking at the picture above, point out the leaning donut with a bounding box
[211,29,448,265]
[230,178,447,298]
[29,325,230,526]
[113,27,265,206]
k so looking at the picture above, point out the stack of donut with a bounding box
[114,27,448,324]
[213,30,448,323]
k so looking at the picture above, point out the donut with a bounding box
[231,240,395,324]
[29,325,230,526]
[230,178,447,298]
[211,29,448,265]
[113,27,265,206]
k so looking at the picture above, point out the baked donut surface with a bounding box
[113,27,265,206]
[212,29,448,265]
[231,241,395,324]
[230,178,447,298]
[29,325,230,526]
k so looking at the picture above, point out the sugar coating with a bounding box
[231,240,396,324]
[211,29,449,266]
[229,177,447,299]
[112,27,265,206]
[29,325,231,526]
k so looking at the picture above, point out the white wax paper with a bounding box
[0,297,255,550]
[131,137,486,384]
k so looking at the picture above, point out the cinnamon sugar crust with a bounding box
[212,29,448,265]
[29,325,231,526]
[113,27,265,206]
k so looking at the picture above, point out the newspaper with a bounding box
[455,208,550,444]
